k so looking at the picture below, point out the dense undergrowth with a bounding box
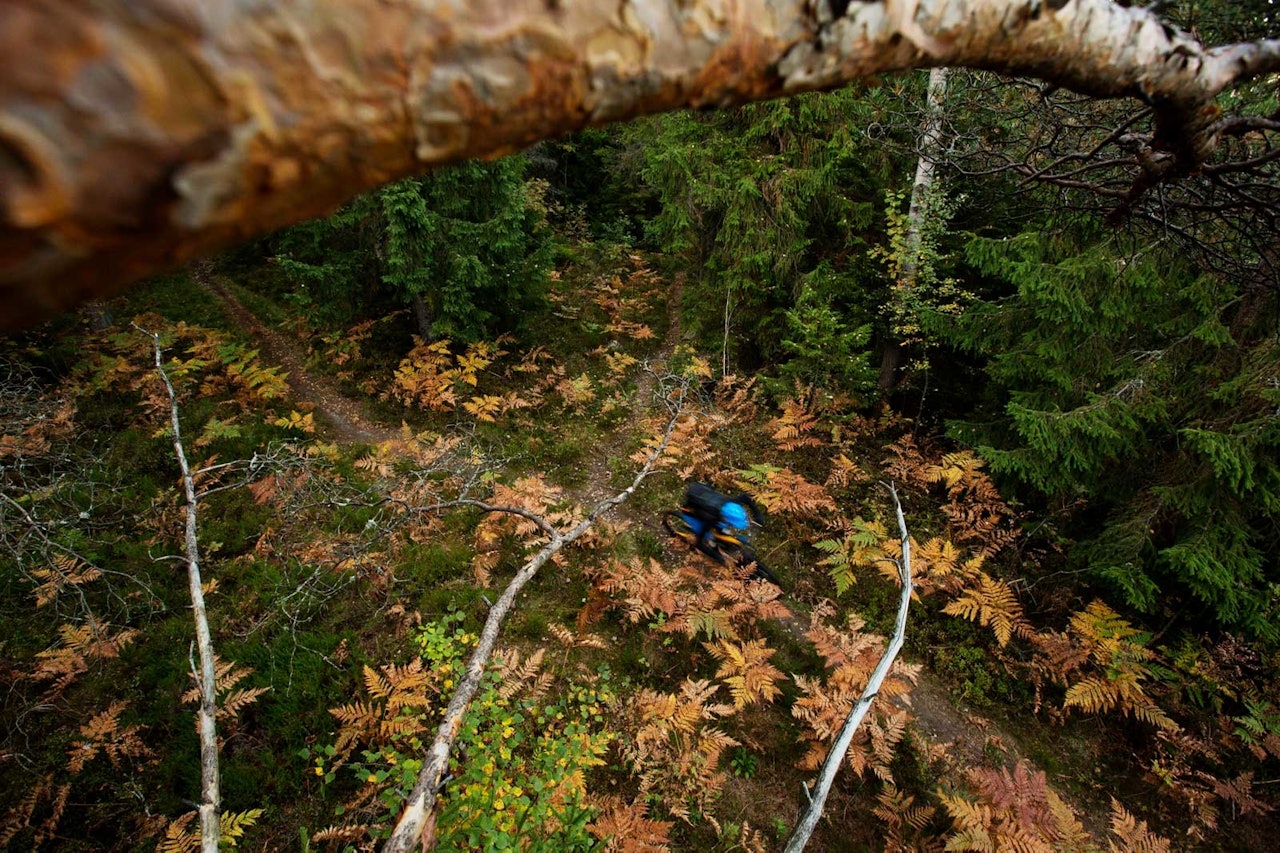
[2,236,1276,852]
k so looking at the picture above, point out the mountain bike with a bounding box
[661,509,781,587]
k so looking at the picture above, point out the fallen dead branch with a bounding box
[784,482,913,853]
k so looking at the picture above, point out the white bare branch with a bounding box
[382,404,685,853]
[783,482,913,853]
[141,327,221,853]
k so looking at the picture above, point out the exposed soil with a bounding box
[206,260,1094,840]
[193,262,398,445]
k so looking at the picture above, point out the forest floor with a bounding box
[199,257,1084,844]
[194,262,399,445]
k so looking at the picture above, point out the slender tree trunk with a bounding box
[4,1,1278,328]
[145,329,221,853]
[879,65,949,392]
[411,293,434,342]
[876,344,904,391]
[722,287,733,376]
[783,484,914,853]
[383,405,685,853]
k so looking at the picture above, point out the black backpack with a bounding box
[682,482,729,523]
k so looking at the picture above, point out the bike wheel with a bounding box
[662,511,699,547]
[718,541,781,588]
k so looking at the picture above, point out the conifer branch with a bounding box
[141,326,221,853]
[383,402,685,853]
[784,482,913,853]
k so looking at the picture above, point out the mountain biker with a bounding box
[680,483,760,553]
[669,483,779,586]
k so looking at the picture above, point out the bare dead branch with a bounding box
[383,403,685,853]
[783,482,913,853]
[141,326,221,853]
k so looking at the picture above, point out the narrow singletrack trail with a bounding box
[202,259,1085,834]
[193,263,399,445]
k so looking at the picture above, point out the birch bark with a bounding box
[3,1,1277,327]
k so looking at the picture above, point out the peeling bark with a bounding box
[2,0,1277,329]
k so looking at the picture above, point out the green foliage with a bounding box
[628,87,900,373]
[728,747,757,779]
[381,159,553,342]
[942,230,1280,636]
[776,263,877,395]
[321,616,614,849]
[273,157,552,341]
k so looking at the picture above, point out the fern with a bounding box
[1049,601,1178,732]
[792,607,918,778]
[767,391,825,451]
[1107,799,1170,852]
[942,760,1095,852]
[874,784,941,852]
[219,808,264,846]
[621,678,739,821]
[587,796,673,852]
[941,574,1031,647]
[29,553,103,608]
[67,700,152,773]
[735,465,837,520]
[815,517,889,595]
[706,638,784,708]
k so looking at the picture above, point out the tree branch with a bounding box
[3,0,1278,328]
[382,405,683,852]
[141,326,221,853]
[783,482,913,853]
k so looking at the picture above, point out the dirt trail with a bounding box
[577,271,687,508]
[206,259,1073,831]
[194,264,399,445]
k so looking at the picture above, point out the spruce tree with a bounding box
[942,228,1280,636]
[628,87,903,382]
[273,157,550,341]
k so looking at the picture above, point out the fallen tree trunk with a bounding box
[145,327,222,853]
[2,0,1277,328]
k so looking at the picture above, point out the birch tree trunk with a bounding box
[2,0,1278,328]
[383,408,683,852]
[146,330,221,853]
[783,484,914,853]
[878,65,949,391]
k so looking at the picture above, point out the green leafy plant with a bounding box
[729,747,758,780]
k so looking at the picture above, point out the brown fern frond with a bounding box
[0,778,45,847]
[312,823,369,844]
[158,811,199,853]
[707,638,783,708]
[941,573,1031,647]
[1107,799,1171,853]
[217,687,269,722]
[767,393,825,452]
[495,647,547,701]
[31,782,70,847]
[1064,676,1118,715]
[587,795,674,853]
[736,466,836,520]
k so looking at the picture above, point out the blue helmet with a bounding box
[721,502,749,530]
